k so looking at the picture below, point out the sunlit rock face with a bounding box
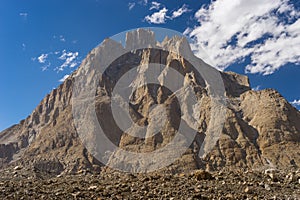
[0,29,299,173]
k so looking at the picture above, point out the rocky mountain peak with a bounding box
[0,29,299,175]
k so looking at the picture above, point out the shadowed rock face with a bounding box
[0,29,299,174]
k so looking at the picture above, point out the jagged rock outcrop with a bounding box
[0,29,299,174]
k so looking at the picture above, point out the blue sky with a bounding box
[0,0,299,131]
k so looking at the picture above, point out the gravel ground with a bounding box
[0,167,299,200]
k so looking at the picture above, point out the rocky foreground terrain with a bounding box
[0,165,299,199]
[0,29,300,199]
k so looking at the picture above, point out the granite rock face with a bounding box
[0,29,299,174]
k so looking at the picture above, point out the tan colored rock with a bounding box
[0,29,299,173]
[192,169,213,180]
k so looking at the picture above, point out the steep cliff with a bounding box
[0,29,299,174]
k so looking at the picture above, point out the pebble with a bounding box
[264,184,271,191]
[244,186,252,194]
[88,185,97,190]
[14,166,22,171]
[193,170,213,180]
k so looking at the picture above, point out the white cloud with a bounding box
[183,27,192,36]
[53,35,66,42]
[128,2,136,10]
[145,7,168,24]
[41,66,48,71]
[171,4,190,19]
[41,62,51,71]
[252,85,261,91]
[145,4,190,24]
[19,13,28,17]
[22,43,26,51]
[38,54,48,64]
[34,49,80,72]
[291,99,300,106]
[150,1,161,10]
[59,74,70,82]
[187,0,300,75]
[19,12,28,19]
[139,0,148,5]
[59,35,66,42]
[56,50,79,71]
